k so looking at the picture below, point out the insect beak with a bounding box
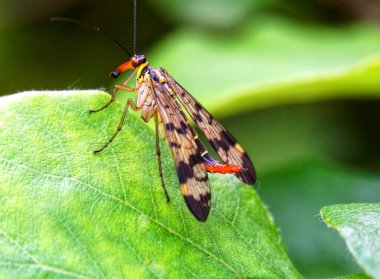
[109,59,134,78]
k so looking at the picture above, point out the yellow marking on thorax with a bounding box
[138,74,150,85]
[136,61,149,82]
[159,76,166,83]
[193,134,198,140]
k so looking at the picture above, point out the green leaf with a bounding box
[147,16,380,117]
[259,160,380,278]
[0,91,300,278]
[321,204,380,279]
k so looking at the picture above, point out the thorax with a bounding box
[136,66,165,122]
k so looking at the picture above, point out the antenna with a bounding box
[133,0,137,54]
[51,17,133,58]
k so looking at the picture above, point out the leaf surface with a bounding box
[321,203,380,279]
[0,91,300,278]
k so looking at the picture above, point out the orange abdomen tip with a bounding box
[204,163,242,174]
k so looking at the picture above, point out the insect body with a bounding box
[90,54,256,221]
[52,10,256,221]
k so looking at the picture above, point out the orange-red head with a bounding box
[110,54,147,78]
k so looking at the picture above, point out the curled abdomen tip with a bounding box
[229,165,242,173]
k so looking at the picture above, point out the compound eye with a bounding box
[110,70,121,78]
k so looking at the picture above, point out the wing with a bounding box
[150,78,211,221]
[164,72,256,184]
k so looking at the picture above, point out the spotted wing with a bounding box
[165,73,256,184]
[150,78,211,221]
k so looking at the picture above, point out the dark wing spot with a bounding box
[195,102,202,111]
[188,154,200,165]
[194,113,203,123]
[221,130,236,146]
[179,110,188,119]
[169,142,181,148]
[177,161,190,184]
[235,153,257,184]
[165,123,175,131]
[208,138,221,152]
[179,121,187,131]
[184,192,211,222]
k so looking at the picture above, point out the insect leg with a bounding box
[89,69,137,113]
[93,98,139,154]
[155,111,170,203]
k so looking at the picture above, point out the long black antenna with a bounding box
[133,0,137,54]
[51,17,133,58]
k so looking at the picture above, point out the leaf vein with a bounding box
[0,157,242,278]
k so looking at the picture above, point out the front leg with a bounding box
[89,69,138,113]
[93,98,140,153]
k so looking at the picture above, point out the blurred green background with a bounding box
[1,0,380,278]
